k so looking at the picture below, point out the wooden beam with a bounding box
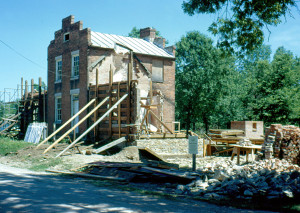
[94,137,126,154]
[43,97,108,154]
[46,170,126,181]
[31,79,34,99]
[117,82,121,138]
[36,98,97,148]
[148,110,173,134]
[55,94,128,158]
[109,65,113,138]
[21,78,23,100]
[25,80,28,100]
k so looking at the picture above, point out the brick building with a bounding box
[47,15,176,139]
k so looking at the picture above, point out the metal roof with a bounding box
[91,31,174,59]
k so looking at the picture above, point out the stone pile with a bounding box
[263,124,300,166]
[176,158,300,201]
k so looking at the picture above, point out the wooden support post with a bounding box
[109,65,113,138]
[55,94,128,158]
[43,97,108,154]
[38,77,42,122]
[127,51,133,137]
[43,83,46,122]
[118,82,121,138]
[31,79,34,99]
[36,98,96,148]
[94,68,99,140]
[150,80,153,104]
[21,78,23,100]
[25,80,28,100]
[148,110,173,134]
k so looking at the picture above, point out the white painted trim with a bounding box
[55,55,62,60]
[70,88,80,95]
[55,93,62,97]
[71,50,79,56]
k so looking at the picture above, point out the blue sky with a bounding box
[1,0,300,94]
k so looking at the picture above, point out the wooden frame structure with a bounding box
[0,77,47,139]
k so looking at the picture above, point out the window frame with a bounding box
[64,33,70,42]
[55,93,62,123]
[55,55,62,82]
[71,50,80,79]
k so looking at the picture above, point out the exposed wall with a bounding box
[136,55,175,131]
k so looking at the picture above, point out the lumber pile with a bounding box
[52,161,194,184]
[208,129,244,138]
[263,124,300,166]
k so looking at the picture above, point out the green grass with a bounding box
[0,136,32,156]
[28,158,63,171]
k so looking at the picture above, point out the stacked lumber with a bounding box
[264,124,300,166]
[208,129,244,138]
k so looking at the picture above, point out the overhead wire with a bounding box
[0,39,73,78]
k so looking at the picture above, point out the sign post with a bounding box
[188,135,198,171]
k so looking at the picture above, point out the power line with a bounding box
[0,39,73,78]
[0,39,45,70]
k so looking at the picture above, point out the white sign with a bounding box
[188,136,198,154]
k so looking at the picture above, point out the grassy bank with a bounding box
[0,136,64,171]
[0,136,32,156]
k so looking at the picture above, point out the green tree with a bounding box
[128,27,140,38]
[182,0,297,55]
[33,81,47,92]
[242,46,300,125]
[176,31,242,133]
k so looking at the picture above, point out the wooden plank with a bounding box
[138,147,164,161]
[141,166,195,181]
[148,110,173,134]
[118,83,121,138]
[94,137,127,154]
[36,98,97,148]
[46,170,126,181]
[55,94,128,158]
[139,133,187,139]
[43,97,109,154]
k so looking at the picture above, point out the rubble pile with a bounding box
[177,158,300,201]
[263,124,300,165]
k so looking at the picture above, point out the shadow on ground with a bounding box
[0,166,274,213]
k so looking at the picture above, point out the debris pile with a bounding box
[176,158,300,201]
[81,161,195,184]
[263,124,300,165]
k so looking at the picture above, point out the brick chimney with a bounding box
[140,27,156,43]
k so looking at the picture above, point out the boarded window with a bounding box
[152,60,163,82]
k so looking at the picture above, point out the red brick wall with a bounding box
[47,15,90,135]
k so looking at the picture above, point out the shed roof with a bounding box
[91,31,174,59]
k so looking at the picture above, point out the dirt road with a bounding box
[0,164,275,213]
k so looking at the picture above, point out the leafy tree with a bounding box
[33,81,47,92]
[242,46,300,125]
[176,31,242,133]
[182,0,297,55]
[128,27,140,38]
